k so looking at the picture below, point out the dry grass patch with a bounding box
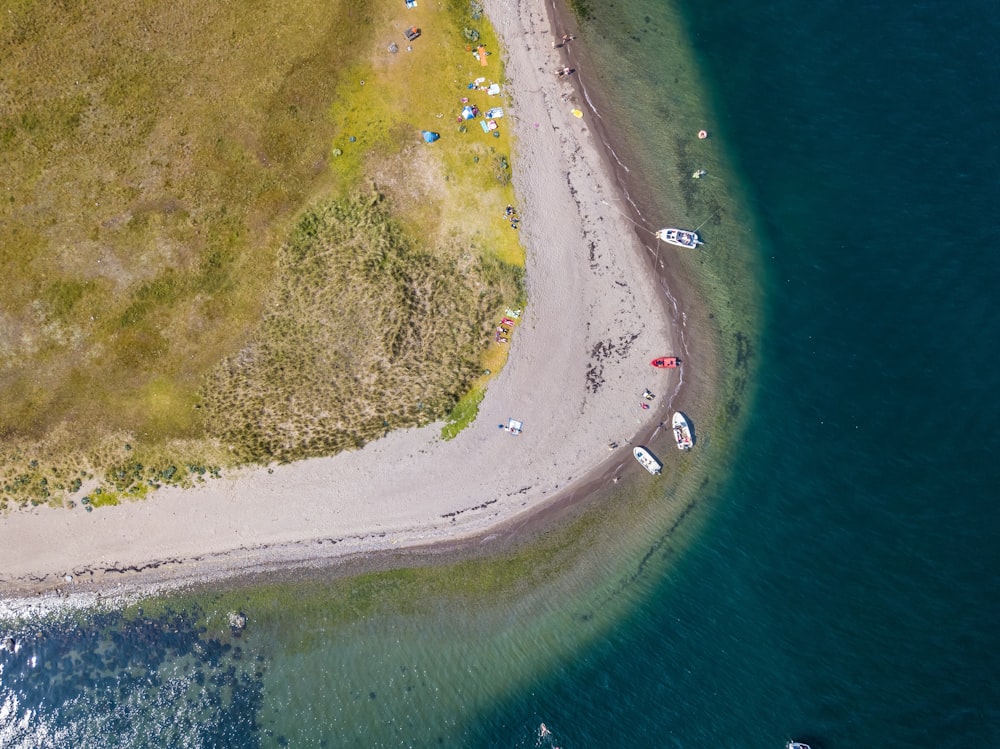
[1,0,362,443]
[201,192,520,463]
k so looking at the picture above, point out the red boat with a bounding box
[651,357,680,369]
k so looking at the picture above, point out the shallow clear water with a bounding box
[3,0,999,746]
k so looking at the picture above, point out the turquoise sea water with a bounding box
[3,0,999,746]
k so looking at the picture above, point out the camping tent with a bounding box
[421,130,440,143]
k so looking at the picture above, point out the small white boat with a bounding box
[633,446,662,475]
[656,227,703,248]
[787,742,812,749]
[672,412,693,450]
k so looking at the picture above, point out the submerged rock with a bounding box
[228,611,248,636]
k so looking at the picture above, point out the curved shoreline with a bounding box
[0,0,701,604]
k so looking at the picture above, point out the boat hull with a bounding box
[672,412,693,450]
[651,357,679,369]
[655,227,703,248]
[633,446,662,475]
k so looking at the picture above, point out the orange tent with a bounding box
[478,45,488,66]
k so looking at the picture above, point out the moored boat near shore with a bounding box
[655,227,703,248]
[633,446,662,475]
[651,356,680,368]
[672,412,693,450]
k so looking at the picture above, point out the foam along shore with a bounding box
[0,0,681,599]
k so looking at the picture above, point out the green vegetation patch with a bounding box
[441,386,487,440]
[0,0,526,506]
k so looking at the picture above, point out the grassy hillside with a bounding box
[0,0,524,508]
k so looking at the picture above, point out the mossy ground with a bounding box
[0,0,524,509]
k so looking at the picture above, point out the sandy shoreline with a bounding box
[0,0,695,605]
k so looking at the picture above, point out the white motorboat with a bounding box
[633,446,662,475]
[655,227,703,248]
[672,412,693,450]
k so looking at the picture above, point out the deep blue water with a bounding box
[3,0,999,746]
[471,0,1000,745]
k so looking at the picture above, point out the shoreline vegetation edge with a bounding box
[0,0,722,609]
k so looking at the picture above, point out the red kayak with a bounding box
[651,357,680,369]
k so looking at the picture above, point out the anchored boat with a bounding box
[672,412,693,450]
[633,446,662,475]
[787,742,812,749]
[655,227,703,248]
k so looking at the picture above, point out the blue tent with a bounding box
[421,130,440,143]
[461,105,478,120]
